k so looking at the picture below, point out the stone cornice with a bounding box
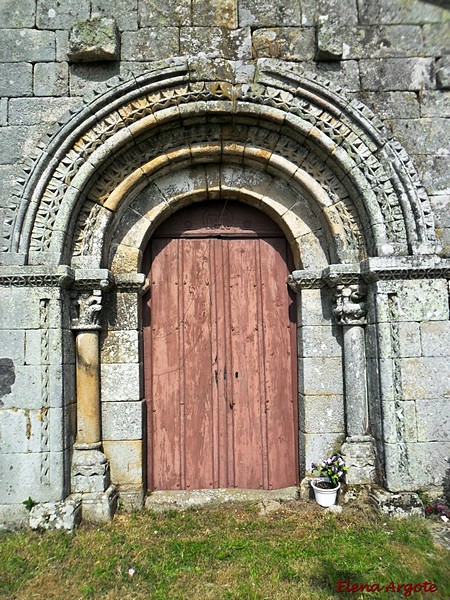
[288,257,450,290]
[0,265,75,288]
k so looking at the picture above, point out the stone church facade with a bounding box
[0,0,449,527]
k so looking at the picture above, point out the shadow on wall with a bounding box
[0,357,15,407]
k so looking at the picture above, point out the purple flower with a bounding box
[436,504,446,512]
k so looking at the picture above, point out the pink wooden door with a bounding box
[143,202,298,491]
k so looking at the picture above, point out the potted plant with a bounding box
[310,453,348,507]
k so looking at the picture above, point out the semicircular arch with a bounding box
[6,57,438,269]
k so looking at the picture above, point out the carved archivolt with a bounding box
[3,57,437,268]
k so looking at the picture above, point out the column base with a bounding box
[71,446,110,493]
[340,436,377,484]
[80,485,119,524]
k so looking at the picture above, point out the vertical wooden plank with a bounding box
[182,238,215,489]
[260,237,298,489]
[228,238,264,489]
[148,238,182,490]
[213,238,231,488]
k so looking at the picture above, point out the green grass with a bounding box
[1,502,448,599]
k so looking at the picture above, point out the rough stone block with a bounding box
[436,55,450,90]
[80,485,118,523]
[357,0,448,26]
[1,364,41,410]
[369,487,423,518]
[101,362,142,401]
[92,0,138,30]
[0,29,55,63]
[302,394,345,433]
[0,125,41,164]
[420,90,450,119]
[121,28,179,61]
[421,321,450,357]
[104,291,140,331]
[341,439,377,484]
[37,0,90,29]
[315,15,343,61]
[401,357,450,400]
[0,63,32,97]
[0,408,44,453]
[101,330,140,363]
[68,16,120,63]
[302,357,343,395]
[414,155,450,196]
[103,440,143,485]
[252,27,315,61]
[0,450,65,504]
[313,59,361,93]
[423,23,450,57]
[389,118,449,156]
[396,280,448,322]
[359,58,434,91]
[33,63,70,97]
[0,0,35,28]
[416,398,450,442]
[406,441,450,488]
[429,195,450,233]
[302,0,359,27]
[138,0,189,27]
[298,288,334,327]
[102,400,144,440]
[0,330,25,363]
[360,91,420,119]
[192,0,238,29]
[398,321,421,358]
[298,324,342,357]
[30,496,82,531]
[0,99,7,127]
[9,98,78,126]
[68,63,121,96]
[302,432,346,475]
[180,27,251,61]
[239,0,301,27]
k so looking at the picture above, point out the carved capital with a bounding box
[71,289,103,330]
[333,283,367,325]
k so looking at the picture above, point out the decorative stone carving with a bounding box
[39,298,50,485]
[4,59,437,264]
[71,290,103,330]
[332,283,367,326]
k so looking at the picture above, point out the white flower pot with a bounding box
[311,477,340,507]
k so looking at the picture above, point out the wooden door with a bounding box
[143,201,298,491]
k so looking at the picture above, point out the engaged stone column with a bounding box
[71,287,117,522]
[332,281,376,484]
[333,283,368,437]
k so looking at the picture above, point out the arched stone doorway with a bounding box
[3,57,445,522]
[142,200,298,492]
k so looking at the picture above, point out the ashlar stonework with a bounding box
[0,0,449,528]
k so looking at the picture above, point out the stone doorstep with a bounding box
[145,486,300,512]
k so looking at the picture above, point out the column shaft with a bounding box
[343,324,368,437]
[75,331,101,445]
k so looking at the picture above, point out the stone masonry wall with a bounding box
[0,0,449,256]
[0,0,449,522]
